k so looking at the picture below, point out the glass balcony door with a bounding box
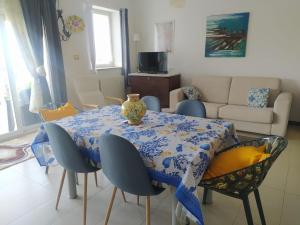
[0,47,15,136]
[0,15,40,141]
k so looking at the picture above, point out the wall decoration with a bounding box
[205,12,250,57]
[57,0,71,41]
[154,21,175,52]
[57,9,71,41]
[66,15,85,33]
[170,0,186,8]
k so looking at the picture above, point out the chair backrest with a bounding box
[141,96,161,112]
[176,100,206,118]
[201,136,288,196]
[99,134,155,196]
[44,123,96,173]
[73,76,105,107]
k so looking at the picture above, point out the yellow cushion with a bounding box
[40,102,78,121]
[256,144,267,153]
[203,145,270,180]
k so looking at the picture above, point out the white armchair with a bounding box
[73,76,124,109]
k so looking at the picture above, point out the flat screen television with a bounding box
[138,52,168,74]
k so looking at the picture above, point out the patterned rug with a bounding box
[0,144,33,170]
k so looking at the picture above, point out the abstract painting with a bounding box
[205,12,250,57]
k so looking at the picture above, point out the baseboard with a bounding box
[289,121,300,126]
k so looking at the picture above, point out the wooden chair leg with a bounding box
[83,173,88,225]
[254,189,266,225]
[121,190,127,203]
[94,172,98,187]
[242,195,254,225]
[146,196,151,225]
[55,169,66,210]
[104,187,117,225]
[137,195,140,205]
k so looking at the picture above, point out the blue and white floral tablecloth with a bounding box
[31,105,238,225]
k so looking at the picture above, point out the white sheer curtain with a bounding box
[3,0,45,113]
[83,0,96,73]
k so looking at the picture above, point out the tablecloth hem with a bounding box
[176,183,204,225]
[148,169,204,225]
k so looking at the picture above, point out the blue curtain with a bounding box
[41,0,67,105]
[20,0,52,106]
[120,8,131,93]
[20,0,67,107]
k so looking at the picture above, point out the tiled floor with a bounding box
[0,126,299,225]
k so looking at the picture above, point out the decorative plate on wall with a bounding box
[66,15,85,33]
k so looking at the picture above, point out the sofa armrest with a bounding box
[169,88,185,111]
[271,92,293,136]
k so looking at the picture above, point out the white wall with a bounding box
[60,0,135,106]
[132,0,300,121]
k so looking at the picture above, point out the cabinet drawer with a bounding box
[129,76,169,87]
[128,74,181,108]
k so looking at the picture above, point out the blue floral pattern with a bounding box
[31,105,238,225]
[248,88,270,108]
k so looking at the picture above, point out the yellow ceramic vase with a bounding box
[121,94,146,125]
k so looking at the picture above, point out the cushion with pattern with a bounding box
[182,86,201,100]
[248,88,270,108]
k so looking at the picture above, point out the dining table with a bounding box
[31,105,239,225]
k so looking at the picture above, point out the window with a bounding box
[0,15,40,138]
[92,7,122,69]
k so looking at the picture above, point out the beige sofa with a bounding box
[164,76,293,136]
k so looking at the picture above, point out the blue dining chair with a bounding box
[99,134,165,225]
[44,123,100,225]
[39,102,99,187]
[176,99,206,118]
[141,96,161,112]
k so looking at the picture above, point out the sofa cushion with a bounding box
[228,77,281,107]
[248,88,270,108]
[219,105,274,124]
[191,76,232,104]
[226,119,272,135]
[203,102,226,119]
[182,86,201,100]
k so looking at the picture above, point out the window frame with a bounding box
[92,8,116,69]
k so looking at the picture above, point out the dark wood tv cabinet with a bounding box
[128,73,181,108]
